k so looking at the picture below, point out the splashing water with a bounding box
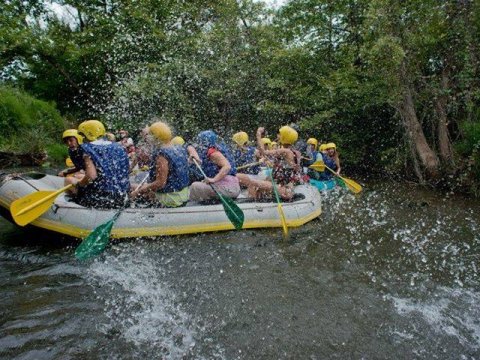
[86,244,201,358]
[1,181,479,358]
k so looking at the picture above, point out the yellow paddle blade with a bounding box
[278,203,289,239]
[308,161,325,172]
[340,176,363,194]
[10,185,73,226]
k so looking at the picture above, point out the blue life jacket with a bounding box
[81,141,130,193]
[68,147,85,170]
[234,146,259,174]
[149,145,190,193]
[317,153,337,180]
[199,143,237,178]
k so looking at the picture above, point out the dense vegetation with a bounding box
[0,86,67,162]
[1,0,479,194]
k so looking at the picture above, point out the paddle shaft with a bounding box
[267,165,289,238]
[192,159,224,194]
[324,165,362,193]
[237,161,261,170]
[15,184,73,216]
[192,158,244,230]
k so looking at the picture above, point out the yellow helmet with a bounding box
[260,137,272,149]
[232,131,249,146]
[271,141,278,149]
[171,136,185,146]
[62,129,83,144]
[77,120,106,141]
[278,126,298,145]
[149,121,172,144]
[319,144,328,152]
[65,157,74,167]
[326,142,336,150]
[307,138,318,149]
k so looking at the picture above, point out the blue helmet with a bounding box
[196,130,217,147]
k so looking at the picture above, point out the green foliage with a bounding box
[457,121,480,181]
[46,143,69,164]
[1,0,480,194]
[0,86,66,153]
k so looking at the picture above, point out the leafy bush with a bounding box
[46,143,68,165]
[0,86,66,154]
[456,122,480,194]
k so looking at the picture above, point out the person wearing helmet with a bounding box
[232,131,260,175]
[130,121,190,207]
[189,130,240,201]
[271,141,278,150]
[260,137,272,151]
[171,136,185,146]
[306,138,318,154]
[58,129,85,180]
[325,142,341,176]
[231,131,262,188]
[75,120,130,208]
[246,126,302,200]
[319,143,328,153]
[304,137,319,179]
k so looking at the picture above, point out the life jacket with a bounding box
[199,143,237,178]
[234,146,259,174]
[149,145,190,193]
[317,153,337,180]
[68,147,85,170]
[81,141,130,193]
[272,148,302,186]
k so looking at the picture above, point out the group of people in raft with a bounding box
[59,119,341,209]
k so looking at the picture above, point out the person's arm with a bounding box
[205,150,230,183]
[334,154,341,175]
[76,155,97,187]
[256,127,266,157]
[256,127,279,159]
[187,145,201,164]
[131,156,168,198]
[58,167,79,177]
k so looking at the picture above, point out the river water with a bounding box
[0,182,479,359]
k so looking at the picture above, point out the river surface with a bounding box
[0,182,479,359]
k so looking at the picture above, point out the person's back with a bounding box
[76,120,130,208]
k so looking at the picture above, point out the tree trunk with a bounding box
[435,68,454,166]
[397,64,440,178]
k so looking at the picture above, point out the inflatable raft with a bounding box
[309,178,346,191]
[0,172,322,239]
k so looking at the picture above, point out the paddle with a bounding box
[308,161,362,194]
[268,168,289,239]
[308,161,326,172]
[192,159,244,230]
[74,175,150,261]
[236,161,261,170]
[10,184,74,226]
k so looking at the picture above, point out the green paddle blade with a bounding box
[218,194,244,230]
[75,211,121,260]
[336,177,347,188]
